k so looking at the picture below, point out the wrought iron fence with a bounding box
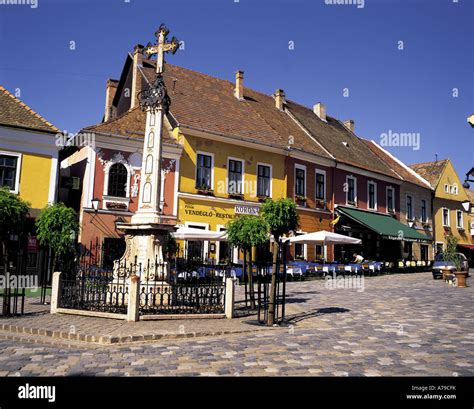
[58,263,129,314]
[57,252,228,316]
[139,258,227,315]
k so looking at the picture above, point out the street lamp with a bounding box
[462,200,471,212]
[114,217,125,230]
[91,198,100,213]
[463,167,474,189]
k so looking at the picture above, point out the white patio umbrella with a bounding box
[172,226,228,241]
[287,230,361,245]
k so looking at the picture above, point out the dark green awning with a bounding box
[336,206,432,243]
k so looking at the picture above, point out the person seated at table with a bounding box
[352,253,364,263]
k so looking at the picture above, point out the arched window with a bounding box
[107,163,128,197]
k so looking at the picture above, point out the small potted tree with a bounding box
[227,215,269,309]
[442,234,467,287]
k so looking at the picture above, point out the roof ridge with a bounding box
[368,139,433,188]
[0,85,59,133]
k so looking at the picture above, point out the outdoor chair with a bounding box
[322,265,335,276]
[315,265,324,278]
[336,264,346,277]
[360,263,370,276]
[305,265,316,277]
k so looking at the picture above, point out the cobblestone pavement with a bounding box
[0,273,473,376]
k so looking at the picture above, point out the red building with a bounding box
[60,79,182,266]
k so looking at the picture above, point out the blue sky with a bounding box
[0,0,473,180]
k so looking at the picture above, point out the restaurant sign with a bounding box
[234,205,260,216]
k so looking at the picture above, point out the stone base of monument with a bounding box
[111,221,177,311]
[114,221,174,268]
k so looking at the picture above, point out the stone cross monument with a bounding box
[115,24,179,279]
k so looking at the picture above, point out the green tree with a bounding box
[0,187,29,274]
[35,203,79,271]
[227,215,269,308]
[443,234,462,271]
[261,198,299,325]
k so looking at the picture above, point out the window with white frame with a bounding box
[367,181,377,210]
[444,184,449,193]
[451,184,458,195]
[346,176,357,205]
[406,195,413,220]
[315,170,326,201]
[196,153,212,189]
[295,165,306,197]
[442,208,450,227]
[257,164,271,197]
[421,199,427,223]
[456,210,464,229]
[228,158,243,194]
[0,153,21,193]
[386,186,395,213]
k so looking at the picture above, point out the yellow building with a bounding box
[0,85,60,273]
[411,160,471,253]
[153,65,324,262]
[173,127,287,261]
[0,86,60,211]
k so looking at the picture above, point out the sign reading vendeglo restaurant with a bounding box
[178,199,261,228]
[184,204,233,220]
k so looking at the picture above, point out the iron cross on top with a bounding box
[144,24,179,74]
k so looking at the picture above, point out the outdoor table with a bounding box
[322,265,336,274]
[177,271,199,280]
[287,266,303,278]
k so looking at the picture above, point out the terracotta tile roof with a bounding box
[286,101,400,179]
[0,85,59,133]
[82,106,176,144]
[362,140,432,188]
[409,160,449,188]
[145,64,332,157]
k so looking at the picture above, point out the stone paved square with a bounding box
[0,273,473,376]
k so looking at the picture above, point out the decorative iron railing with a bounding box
[139,281,226,315]
[58,265,128,314]
[58,257,228,316]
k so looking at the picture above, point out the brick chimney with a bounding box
[104,79,118,122]
[234,70,244,100]
[131,44,144,110]
[343,119,354,133]
[313,102,326,122]
[274,89,286,111]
